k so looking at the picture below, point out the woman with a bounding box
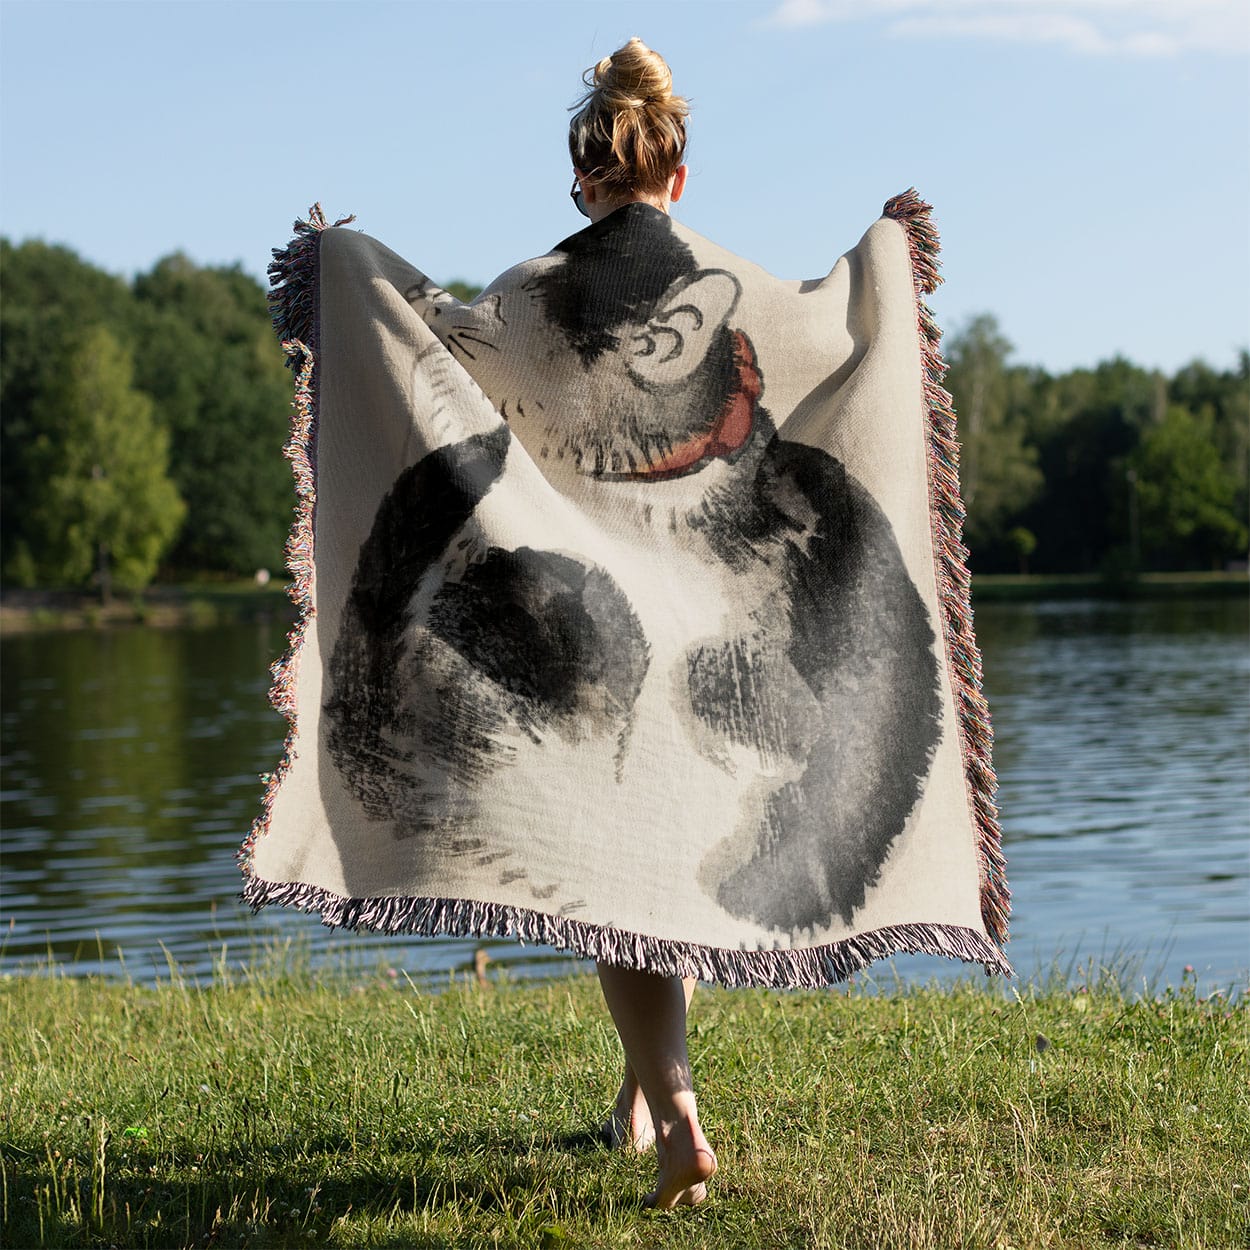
[245,33,1010,1220]
[565,36,718,1212]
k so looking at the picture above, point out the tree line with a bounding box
[1,238,1245,596]
[945,315,1247,575]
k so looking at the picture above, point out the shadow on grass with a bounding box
[4,1126,639,1250]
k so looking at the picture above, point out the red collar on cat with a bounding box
[629,330,761,480]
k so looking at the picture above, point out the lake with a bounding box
[2,597,1246,994]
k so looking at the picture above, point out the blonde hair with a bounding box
[568,37,689,198]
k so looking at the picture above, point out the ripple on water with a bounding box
[1,603,1246,990]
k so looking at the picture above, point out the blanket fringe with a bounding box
[240,873,1014,987]
[265,203,355,358]
[237,205,351,877]
[883,188,1011,949]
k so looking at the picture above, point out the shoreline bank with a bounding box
[0,582,293,635]
[1,571,1245,635]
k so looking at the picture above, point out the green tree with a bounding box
[943,315,1043,563]
[1020,357,1163,573]
[1,239,139,581]
[23,327,185,597]
[131,256,294,574]
[1006,526,1037,574]
[1169,353,1250,536]
[1128,405,1246,570]
[443,280,483,302]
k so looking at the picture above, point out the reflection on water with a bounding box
[1,597,1246,990]
[1,624,582,987]
[967,596,1249,991]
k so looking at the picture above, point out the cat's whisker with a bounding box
[455,332,499,352]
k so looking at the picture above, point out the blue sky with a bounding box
[2,0,1246,374]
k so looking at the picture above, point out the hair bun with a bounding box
[594,36,673,109]
[568,38,689,197]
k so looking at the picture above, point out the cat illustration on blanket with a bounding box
[325,205,943,935]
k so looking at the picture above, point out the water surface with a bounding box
[2,597,1246,992]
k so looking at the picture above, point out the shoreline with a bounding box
[0,582,294,635]
[968,569,1248,601]
[1,571,1246,635]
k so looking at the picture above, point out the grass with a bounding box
[1,955,1246,1250]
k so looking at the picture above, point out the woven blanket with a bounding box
[237,191,1011,987]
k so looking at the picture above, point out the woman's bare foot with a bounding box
[601,1076,655,1151]
[644,1115,717,1209]
[594,966,711,1207]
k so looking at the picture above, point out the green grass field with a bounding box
[1,956,1246,1249]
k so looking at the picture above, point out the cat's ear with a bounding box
[628,270,741,388]
[403,277,466,329]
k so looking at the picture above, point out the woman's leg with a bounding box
[595,963,717,1208]
[602,977,696,1151]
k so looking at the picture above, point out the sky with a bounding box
[1,0,1247,375]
